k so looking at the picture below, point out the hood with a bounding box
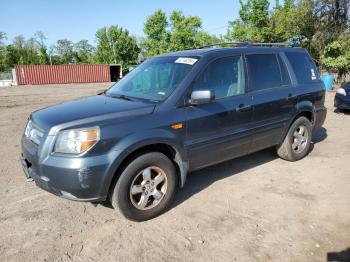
[31,95,155,131]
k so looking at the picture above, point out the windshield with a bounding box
[106,56,198,102]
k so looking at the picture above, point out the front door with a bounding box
[184,55,254,170]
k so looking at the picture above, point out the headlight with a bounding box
[336,88,347,96]
[54,127,100,154]
[24,120,44,145]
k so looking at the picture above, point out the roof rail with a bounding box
[196,41,297,49]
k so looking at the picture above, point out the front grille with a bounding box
[24,120,44,145]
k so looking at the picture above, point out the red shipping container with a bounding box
[15,64,122,85]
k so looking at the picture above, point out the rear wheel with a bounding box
[277,116,312,161]
[110,152,177,221]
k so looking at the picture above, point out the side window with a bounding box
[192,56,245,99]
[285,52,319,84]
[278,55,291,86]
[246,54,282,91]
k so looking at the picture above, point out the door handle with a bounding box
[236,104,252,112]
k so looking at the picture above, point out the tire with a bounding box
[277,116,312,161]
[110,152,177,221]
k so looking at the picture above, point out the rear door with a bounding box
[284,51,325,111]
[246,52,297,153]
[185,55,253,170]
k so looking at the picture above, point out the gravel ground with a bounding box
[0,83,349,262]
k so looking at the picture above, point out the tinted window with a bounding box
[278,55,291,86]
[246,54,282,91]
[285,52,319,84]
[192,56,245,99]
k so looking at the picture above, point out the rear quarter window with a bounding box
[285,52,319,84]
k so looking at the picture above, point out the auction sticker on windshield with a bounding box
[175,57,198,65]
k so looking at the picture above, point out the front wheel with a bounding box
[110,152,177,221]
[277,116,312,161]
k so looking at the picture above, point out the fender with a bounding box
[279,100,316,144]
[102,129,189,195]
[295,100,316,123]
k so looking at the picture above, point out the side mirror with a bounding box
[190,90,214,105]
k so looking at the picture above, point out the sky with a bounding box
[0,0,240,46]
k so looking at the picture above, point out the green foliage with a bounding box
[320,37,350,80]
[0,32,7,72]
[1,32,51,70]
[226,0,349,79]
[168,11,202,51]
[143,10,169,56]
[74,40,95,64]
[227,0,272,42]
[35,31,50,64]
[143,10,220,57]
[94,25,139,73]
[0,32,6,45]
[4,35,37,66]
[271,0,304,41]
[55,39,75,64]
[195,32,221,47]
[226,0,317,43]
[239,0,270,28]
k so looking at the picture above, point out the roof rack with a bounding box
[196,41,297,49]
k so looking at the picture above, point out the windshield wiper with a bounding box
[108,93,159,103]
[110,94,133,101]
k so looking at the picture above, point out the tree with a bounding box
[143,10,219,56]
[94,25,139,73]
[320,36,350,82]
[0,32,6,45]
[168,11,202,51]
[4,35,31,66]
[35,31,49,64]
[313,0,349,53]
[226,0,319,45]
[143,10,169,56]
[47,44,60,65]
[74,40,95,63]
[0,32,7,72]
[194,31,222,47]
[54,39,75,64]
[271,0,308,41]
[1,32,50,69]
[225,0,350,62]
[227,0,272,42]
[25,37,41,64]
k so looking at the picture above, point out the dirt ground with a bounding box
[0,83,349,262]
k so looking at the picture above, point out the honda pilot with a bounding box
[21,43,327,221]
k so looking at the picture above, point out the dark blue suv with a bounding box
[21,43,327,221]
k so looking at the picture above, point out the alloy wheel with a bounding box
[129,166,167,210]
[292,125,309,153]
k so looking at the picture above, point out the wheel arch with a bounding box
[107,141,188,200]
[292,110,314,124]
[295,100,316,124]
[279,103,315,145]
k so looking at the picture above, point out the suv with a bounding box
[21,43,327,221]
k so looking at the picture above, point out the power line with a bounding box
[206,25,229,33]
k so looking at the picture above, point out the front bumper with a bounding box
[334,94,350,110]
[20,136,120,202]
